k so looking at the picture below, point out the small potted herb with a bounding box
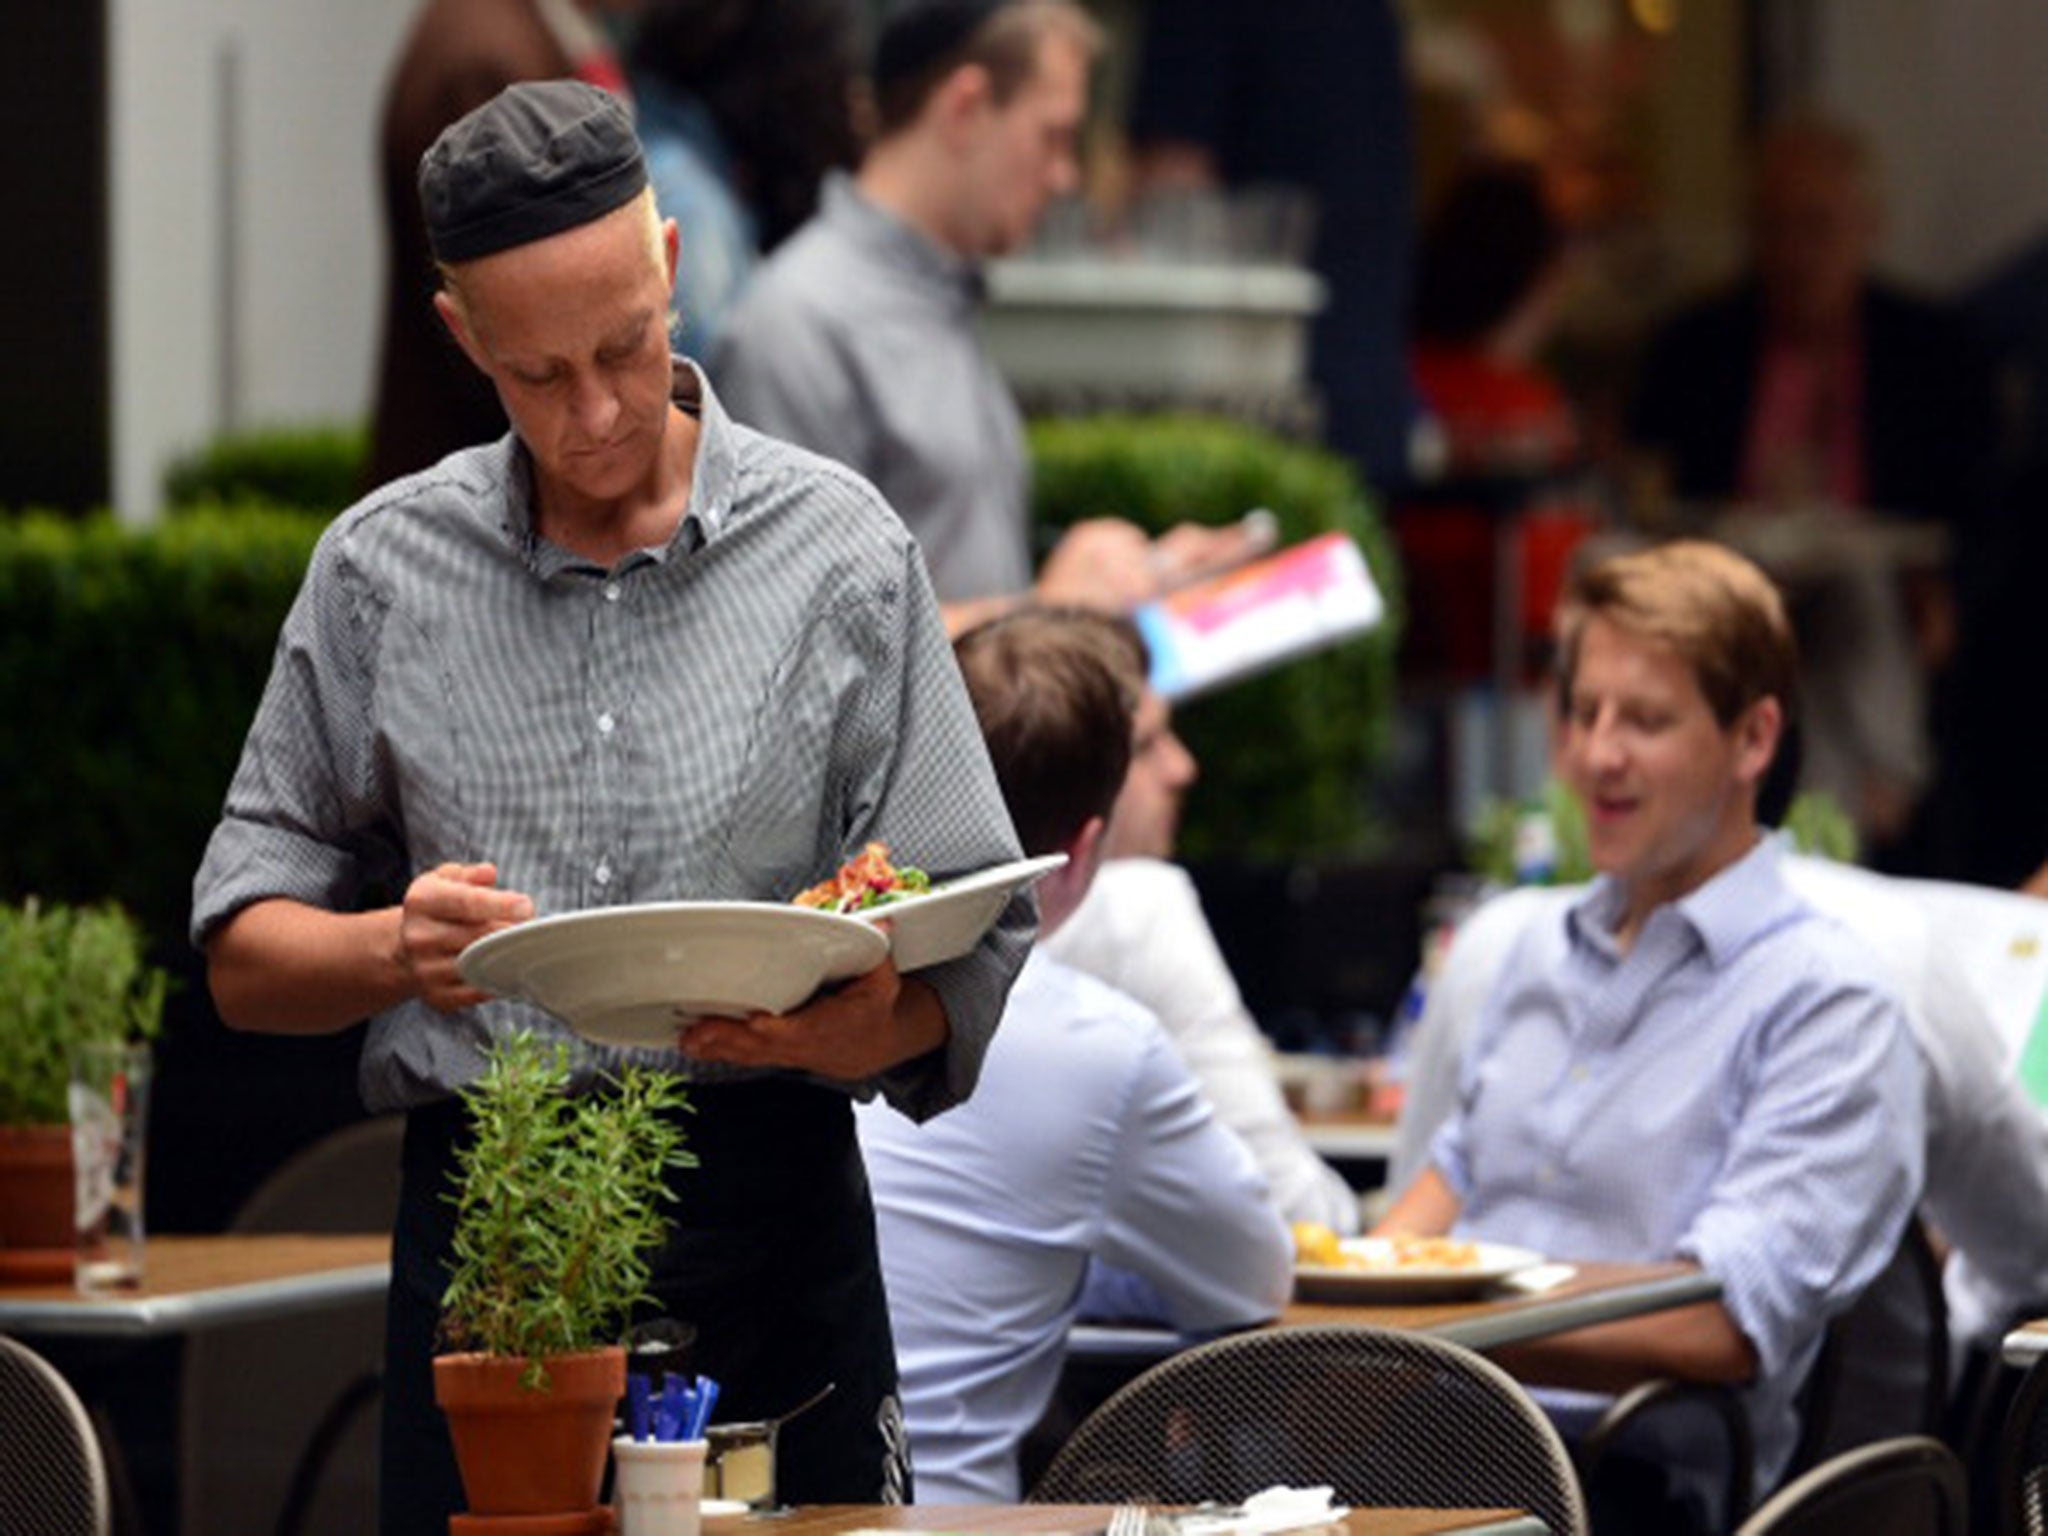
[0,899,165,1273]
[433,1031,694,1526]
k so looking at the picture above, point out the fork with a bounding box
[1107,1503,1149,1536]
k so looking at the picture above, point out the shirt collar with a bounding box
[500,356,736,573]
[1567,833,1791,967]
[819,171,986,315]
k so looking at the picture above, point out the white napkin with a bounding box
[1175,1485,1351,1536]
[1498,1262,1577,1295]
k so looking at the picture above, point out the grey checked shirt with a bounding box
[710,174,1033,605]
[193,363,1028,1118]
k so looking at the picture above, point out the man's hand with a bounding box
[677,960,947,1081]
[1035,518,1157,613]
[398,862,534,1013]
[1035,515,1273,616]
[1148,517,1272,590]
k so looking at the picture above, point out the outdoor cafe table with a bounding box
[0,1232,389,1339]
[772,1503,1546,1536]
[1070,1261,1722,1365]
[0,1233,391,1536]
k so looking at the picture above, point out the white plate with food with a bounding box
[796,845,1067,973]
[457,902,889,1050]
[1292,1233,1546,1304]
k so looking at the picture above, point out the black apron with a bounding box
[379,1076,906,1536]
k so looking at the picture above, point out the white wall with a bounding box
[1816,0,2048,293]
[110,0,415,523]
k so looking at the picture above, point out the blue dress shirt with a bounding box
[1431,836,1924,1491]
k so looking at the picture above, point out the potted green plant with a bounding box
[0,899,165,1278]
[433,1031,694,1529]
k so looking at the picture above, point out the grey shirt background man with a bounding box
[714,0,1255,633]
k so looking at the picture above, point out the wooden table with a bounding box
[0,1232,390,1339]
[771,1505,1545,1536]
[1071,1261,1719,1364]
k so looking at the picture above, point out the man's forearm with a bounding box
[206,898,411,1035]
[1373,1163,1463,1236]
[1492,1296,1759,1393]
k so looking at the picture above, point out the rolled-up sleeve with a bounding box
[1675,976,1925,1378]
[191,535,399,948]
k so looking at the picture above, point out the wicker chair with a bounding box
[1028,1324,1589,1536]
[2001,1350,2048,1536]
[1735,1435,1967,1536]
[0,1333,112,1536]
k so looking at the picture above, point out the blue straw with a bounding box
[628,1374,653,1443]
[688,1375,720,1439]
[658,1376,688,1442]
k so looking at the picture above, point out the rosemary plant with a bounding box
[0,899,166,1126]
[440,1032,695,1390]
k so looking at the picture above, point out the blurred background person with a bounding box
[1125,0,1421,496]
[366,0,645,489]
[1041,617,1360,1235]
[628,0,864,359]
[1625,111,1999,871]
[858,606,1291,1503]
[713,0,1257,635]
[1397,158,1590,689]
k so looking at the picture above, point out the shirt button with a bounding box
[603,582,622,603]
[1569,1065,1589,1084]
[593,862,612,887]
[597,712,616,735]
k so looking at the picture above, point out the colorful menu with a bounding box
[1135,530,1385,702]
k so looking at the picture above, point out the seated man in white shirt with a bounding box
[856,608,1294,1503]
[1041,624,1361,1235]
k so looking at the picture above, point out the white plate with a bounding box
[457,902,889,1049]
[1293,1239,1546,1304]
[700,1498,750,1526]
[849,854,1067,972]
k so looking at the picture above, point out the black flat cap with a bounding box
[873,0,1016,92]
[419,79,648,264]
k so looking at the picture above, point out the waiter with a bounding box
[191,81,1027,1535]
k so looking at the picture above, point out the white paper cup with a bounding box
[613,1436,707,1536]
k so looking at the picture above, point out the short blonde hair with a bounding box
[1556,539,1798,729]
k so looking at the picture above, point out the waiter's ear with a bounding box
[434,286,488,374]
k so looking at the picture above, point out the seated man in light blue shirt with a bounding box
[856,608,1294,1502]
[1376,539,1924,1531]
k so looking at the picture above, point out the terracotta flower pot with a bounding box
[435,1347,627,1517]
[0,1125,77,1282]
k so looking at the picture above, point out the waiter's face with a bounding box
[438,195,679,506]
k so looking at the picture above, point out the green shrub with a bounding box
[163,425,367,517]
[1029,415,1404,861]
[0,506,324,953]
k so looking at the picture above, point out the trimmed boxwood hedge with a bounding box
[0,506,325,950]
[163,426,367,518]
[1030,414,1403,861]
